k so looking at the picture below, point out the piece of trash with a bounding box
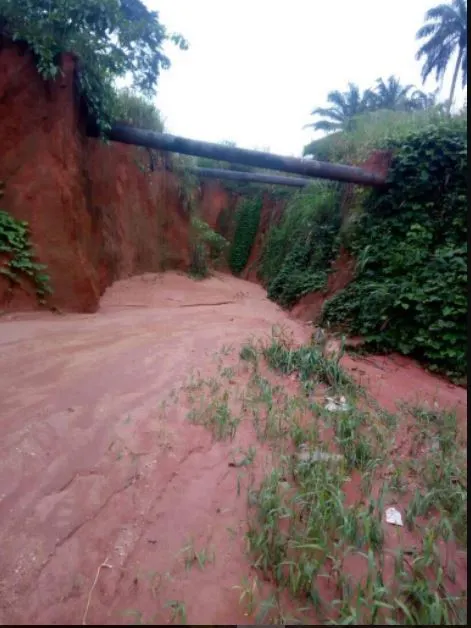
[296,445,343,464]
[278,481,291,493]
[431,436,440,452]
[385,507,403,526]
[324,395,349,412]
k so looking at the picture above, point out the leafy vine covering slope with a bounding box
[0,208,52,303]
[229,196,263,275]
[322,118,467,377]
[258,184,343,307]
[255,117,466,378]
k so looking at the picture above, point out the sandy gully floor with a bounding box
[0,272,466,625]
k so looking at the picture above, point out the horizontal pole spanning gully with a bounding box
[190,167,314,187]
[95,124,387,187]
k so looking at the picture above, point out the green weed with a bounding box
[164,600,187,625]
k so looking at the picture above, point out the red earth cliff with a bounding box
[0,41,190,313]
[199,182,287,283]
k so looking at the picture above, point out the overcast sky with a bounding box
[149,0,466,156]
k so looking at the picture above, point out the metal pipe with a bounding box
[191,167,313,187]
[90,123,387,187]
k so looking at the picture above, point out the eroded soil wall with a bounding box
[0,41,190,312]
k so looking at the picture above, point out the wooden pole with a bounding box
[91,123,387,187]
[191,167,313,187]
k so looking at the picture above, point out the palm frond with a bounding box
[312,120,343,132]
[310,107,345,122]
[415,0,467,92]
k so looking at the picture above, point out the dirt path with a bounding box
[0,272,466,625]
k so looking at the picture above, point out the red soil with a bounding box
[0,272,466,625]
[0,42,190,313]
[291,247,356,322]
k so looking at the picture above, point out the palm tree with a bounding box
[408,87,440,110]
[305,83,375,133]
[416,0,467,113]
[371,75,415,110]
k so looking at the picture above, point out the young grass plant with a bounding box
[186,390,240,441]
[404,404,467,545]
[261,329,360,397]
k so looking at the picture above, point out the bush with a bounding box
[258,184,342,307]
[189,217,228,279]
[303,107,450,163]
[0,207,52,302]
[229,196,263,274]
[114,88,165,132]
[322,119,467,378]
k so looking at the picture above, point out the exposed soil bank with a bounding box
[0,272,466,625]
[0,41,190,313]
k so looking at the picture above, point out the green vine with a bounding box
[258,184,342,307]
[229,196,263,274]
[322,119,467,378]
[0,209,52,303]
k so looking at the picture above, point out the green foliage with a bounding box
[258,184,342,307]
[305,77,439,134]
[304,107,449,163]
[189,216,228,279]
[0,209,52,302]
[114,88,164,132]
[0,0,187,134]
[229,196,262,275]
[416,0,467,110]
[261,335,357,394]
[322,119,467,377]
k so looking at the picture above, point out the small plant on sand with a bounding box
[123,609,158,625]
[0,205,52,303]
[240,341,259,364]
[404,404,467,545]
[164,600,187,625]
[261,329,359,396]
[179,537,215,571]
[233,575,259,616]
[186,390,240,441]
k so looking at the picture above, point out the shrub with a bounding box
[114,88,165,132]
[189,217,228,279]
[303,107,450,163]
[0,208,52,303]
[322,118,467,377]
[258,184,342,307]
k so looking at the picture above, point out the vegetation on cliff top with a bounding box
[260,114,467,378]
[0,0,187,133]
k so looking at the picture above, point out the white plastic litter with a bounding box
[296,445,343,464]
[385,507,403,526]
[324,395,349,412]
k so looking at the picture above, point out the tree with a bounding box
[416,0,467,113]
[305,83,375,133]
[0,0,188,131]
[371,75,415,110]
[408,87,440,110]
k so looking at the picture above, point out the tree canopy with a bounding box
[416,0,467,112]
[306,76,436,134]
[0,0,188,132]
[305,83,374,133]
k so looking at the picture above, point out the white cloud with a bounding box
[150,0,466,156]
